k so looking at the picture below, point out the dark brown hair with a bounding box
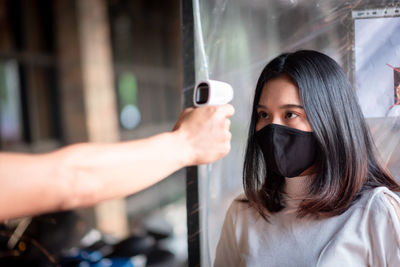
[243,50,400,219]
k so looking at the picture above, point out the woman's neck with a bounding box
[283,174,314,210]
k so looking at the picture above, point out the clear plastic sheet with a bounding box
[192,0,400,265]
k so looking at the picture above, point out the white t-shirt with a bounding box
[214,176,400,267]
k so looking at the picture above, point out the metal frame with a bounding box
[181,0,201,266]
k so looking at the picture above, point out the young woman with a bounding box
[215,50,400,266]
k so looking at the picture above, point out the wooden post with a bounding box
[76,0,128,238]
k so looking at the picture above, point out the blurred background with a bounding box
[0,0,186,266]
[1,0,400,266]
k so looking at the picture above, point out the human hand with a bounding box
[173,104,235,166]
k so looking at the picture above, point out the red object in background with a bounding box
[386,64,400,106]
[394,68,400,105]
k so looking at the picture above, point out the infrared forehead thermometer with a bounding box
[193,80,234,107]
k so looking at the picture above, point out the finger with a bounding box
[219,104,235,117]
[225,119,231,130]
[224,132,232,153]
[194,106,216,116]
[226,131,232,141]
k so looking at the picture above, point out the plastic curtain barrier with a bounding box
[192,0,400,265]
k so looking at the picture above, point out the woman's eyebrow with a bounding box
[279,104,304,109]
[256,104,268,109]
[257,104,304,109]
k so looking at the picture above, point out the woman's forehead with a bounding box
[259,76,302,107]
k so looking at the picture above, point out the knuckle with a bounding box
[208,106,218,115]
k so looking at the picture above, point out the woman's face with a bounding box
[256,75,312,132]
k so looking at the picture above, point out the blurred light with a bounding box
[120,104,141,129]
[0,60,22,141]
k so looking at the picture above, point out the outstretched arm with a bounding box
[0,105,234,221]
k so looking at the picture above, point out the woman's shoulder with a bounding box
[225,193,262,221]
[226,193,250,212]
[357,186,400,217]
[357,186,400,247]
[361,186,400,203]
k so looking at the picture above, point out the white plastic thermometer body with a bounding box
[193,80,234,106]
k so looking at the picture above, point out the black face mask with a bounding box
[255,124,317,178]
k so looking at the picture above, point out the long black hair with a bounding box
[243,50,400,219]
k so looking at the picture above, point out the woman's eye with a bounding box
[258,111,268,119]
[285,112,298,119]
